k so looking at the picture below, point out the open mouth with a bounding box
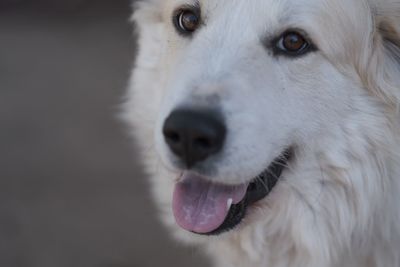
[172,148,293,235]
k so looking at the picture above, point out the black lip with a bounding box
[195,148,293,236]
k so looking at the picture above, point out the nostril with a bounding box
[194,137,213,149]
[164,130,181,144]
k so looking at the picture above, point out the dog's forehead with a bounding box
[163,0,373,65]
[166,0,371,35]
[170,0,312,24]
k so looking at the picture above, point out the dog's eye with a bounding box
[275,31,313,56]
[174,8,200,35]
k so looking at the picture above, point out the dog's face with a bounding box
[151,0,372,235]
[159,0,358,179]
[128,0,400,259]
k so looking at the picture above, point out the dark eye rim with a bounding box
[172,5,201,36]
[270,29,317,58]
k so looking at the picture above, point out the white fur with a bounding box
[123,0,400,266]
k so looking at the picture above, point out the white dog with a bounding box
[123,0,400,266]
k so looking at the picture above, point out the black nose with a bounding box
[162,109,226,168]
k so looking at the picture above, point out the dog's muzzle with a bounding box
[162,108,292,235]
[162,108,226,169]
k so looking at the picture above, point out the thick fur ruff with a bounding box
[123,0,400,266]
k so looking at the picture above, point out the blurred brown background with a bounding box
[0,1,208,266]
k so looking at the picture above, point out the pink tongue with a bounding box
[173,173,248,234]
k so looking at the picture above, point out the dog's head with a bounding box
[127,0,400,263]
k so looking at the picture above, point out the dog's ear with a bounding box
[131,0,166,71]
[132,0,164,27]
[378,7,400,64]
[123,0,167,126]
[365,4,400,107]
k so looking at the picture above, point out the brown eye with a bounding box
[174,9,200,35]
[283,32,306,51]
[275,31,313,56]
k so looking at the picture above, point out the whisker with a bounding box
[255,176,271,193]
[271,160,295,173]
[264,168,282,182]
